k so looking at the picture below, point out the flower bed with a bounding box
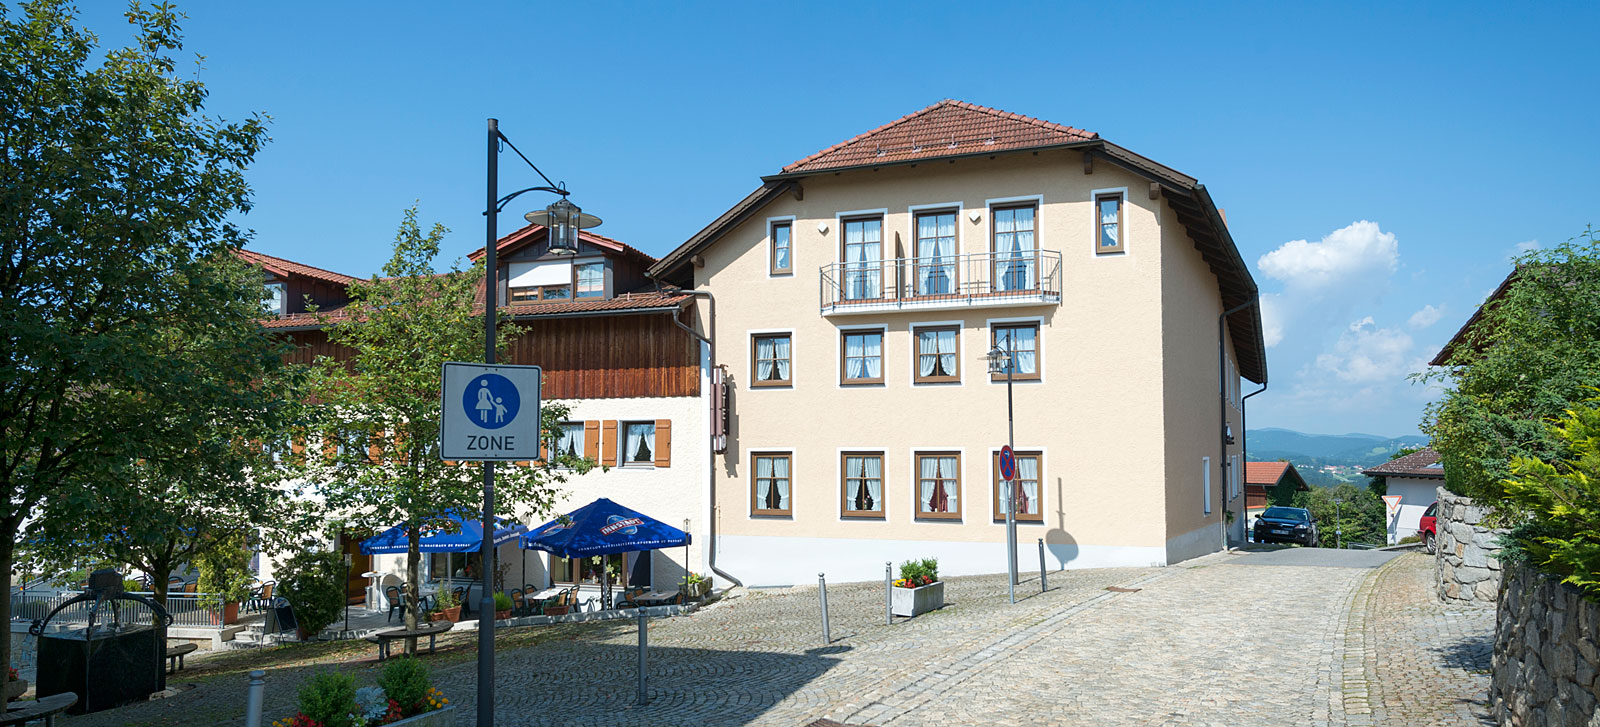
[891,558,944,617]
[273,656,451,727]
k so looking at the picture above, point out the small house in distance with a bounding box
[1362,447,1445,541]
[1244,461,1309,529]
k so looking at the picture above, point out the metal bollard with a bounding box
[1038,538,1048,592]
[818,573,831,644]
[244,670,266,727]
[636,609,648,705]
[884,561,893,625]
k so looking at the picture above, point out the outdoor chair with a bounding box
[384,585,405,623]
[248,582,275,612]
[450,586,468,617]
[509,588,527,617]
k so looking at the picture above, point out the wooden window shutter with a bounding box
[654,419,672,468]
[602,420,618,466]
[584,421,600,461]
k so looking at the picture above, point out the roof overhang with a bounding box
[649,139,1266,383]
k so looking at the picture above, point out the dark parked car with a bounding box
[1419,501,1438,554]
[1253,506,1319,546]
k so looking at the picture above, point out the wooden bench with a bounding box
[364,620,453,661]
[0,692,78,726]
[164,643,198,674]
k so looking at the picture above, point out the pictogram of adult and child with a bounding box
[462,373,520,430]
[476,380,508,424]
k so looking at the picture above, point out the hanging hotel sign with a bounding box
[439,362,542,461]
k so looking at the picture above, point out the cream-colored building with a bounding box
[651,101,1267,586]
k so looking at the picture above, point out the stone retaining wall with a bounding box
[1435,486,1505,604]
[1490,565,1600,725]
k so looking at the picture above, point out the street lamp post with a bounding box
[1334,498,1343,550]
[986,344,1017,604]
[341,552,351,634]
[482,118,600,727]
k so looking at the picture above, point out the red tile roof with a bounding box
[469,224,658,264]
[260,291,689,330]
[1245,461,1290,486]
[1362,448,1445,478]
[778,100,1098,175]
[234,249,359,286]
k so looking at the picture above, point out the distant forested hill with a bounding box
[1247,428,1429,468]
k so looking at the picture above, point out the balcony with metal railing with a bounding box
[820,250,1063,315]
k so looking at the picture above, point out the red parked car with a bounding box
[1419,501,1438,554]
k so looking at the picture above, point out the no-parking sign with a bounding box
[999,445,1016,481]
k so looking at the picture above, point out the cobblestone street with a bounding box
[66,551,1493,727]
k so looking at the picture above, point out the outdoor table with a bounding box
[631,591,680,607]
[0,692,78,726]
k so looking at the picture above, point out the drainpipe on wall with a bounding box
[662,288,743,588]
[1219,298,1258,552]
[1241,380,1268,536]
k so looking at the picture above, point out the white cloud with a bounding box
[1260,293,1285,347]
[1311,318,1423,385]
[1513,240,1540,254]
[1407,304,1445,329]
[1257,220,1399,293]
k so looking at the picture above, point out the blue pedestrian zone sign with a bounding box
[439,362,542,461]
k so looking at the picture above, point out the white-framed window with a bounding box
[575,262,604,299]
[751,333,792,387]
[994,450,1042,522]
[1202,456,1212,514]
[841,452,884,518]
[770,220,792,275]
[916,451,961,519]
[842,217,883,300]
[555,422,584,461]
[914,325,960,384]
[991,322,1039,380]
[914,210,958,296]
[752,452,792,516]
[841,329,884,384]
[1095,191,1125,254]
[622,422,656,467]
[992,204,1037,291]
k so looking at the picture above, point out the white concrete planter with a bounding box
[680,580,710,599]
[891,581,944,617]
[390,705,455,726]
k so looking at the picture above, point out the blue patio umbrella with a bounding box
[360,511,527,555]
[519,498,689,558]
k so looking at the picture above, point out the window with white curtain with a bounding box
[842,218,882,300]
[555,422,584,462]
[841,452,884,517]
[752,453,792,516]
[991,323,1039,380]
[916,452,961,519]
[752,334,792,387]
[841,330,883,384]
[994,451,1042,522]
[915,211,957,296]
[1096,193,1124,254]
[623,422,655,466]
[992,205,1036,291]
[770,221,792,275]
[915,326,959,383]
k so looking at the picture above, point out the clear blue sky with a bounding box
[76,1,1599,438]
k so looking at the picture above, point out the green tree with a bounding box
[296,208,594,651]
[1500,402,1600,600]
[1293,483,1386,547]
[0,0,268,688]
[1421,229,1600,502]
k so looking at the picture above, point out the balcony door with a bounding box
[842,218,882,300]
[993,206,1036,292]
[916,211,957,296]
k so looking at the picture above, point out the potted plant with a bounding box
[429,587,461,623]
[891,558,944,618]
[492,591,513,621]
[196,531,255,625]
[278,550,345,639]
[680,571,710,599]
[5,666,26,701]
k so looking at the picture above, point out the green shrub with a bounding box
[277,549,344,636]
[492,591,513,612]
[297,670,357,727]
[1501,402,1600,601]
[196,530,255,608]
[898,557,939,583]
[378,656,431,716]
[432,586,459,610]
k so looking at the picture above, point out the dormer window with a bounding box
[576,262,604,298]
[507,261,574,303]
[265,282,286,316]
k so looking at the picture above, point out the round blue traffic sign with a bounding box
[999,445,1016,481]
[462,374,520,430]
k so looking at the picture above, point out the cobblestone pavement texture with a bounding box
[63,551,1493,726]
